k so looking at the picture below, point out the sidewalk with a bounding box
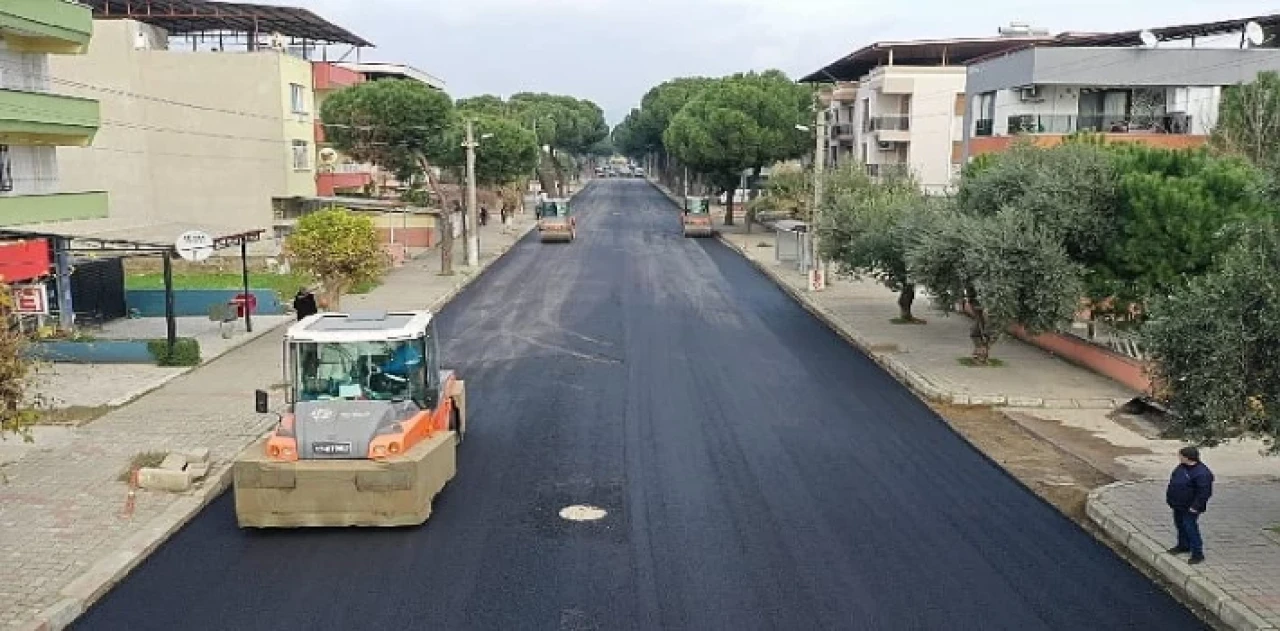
[0,212,538,630]
[645,177,1279,630]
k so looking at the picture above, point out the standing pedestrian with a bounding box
[480,205,490,227]
[292,287,318,321]
[1166,446,1214,564]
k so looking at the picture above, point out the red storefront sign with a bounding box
[11,285,49,314]
[0,239,51,283]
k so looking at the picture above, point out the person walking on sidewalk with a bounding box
[1166,446,1214,564]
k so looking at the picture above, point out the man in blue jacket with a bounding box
[1166,446,1214,564]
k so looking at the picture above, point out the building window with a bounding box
[291,140,310,170]
[0,146,11,192]
[290,83,307,114]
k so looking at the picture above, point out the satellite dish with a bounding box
[174,230,215,263]
[1139,30,1159,48]
[319,148,338,165]
[1245,21,1266,47]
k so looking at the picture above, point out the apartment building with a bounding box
[46,2,370,238]
[0,0,105,228]
[961,15,1280,160]
[804,28,1053,193]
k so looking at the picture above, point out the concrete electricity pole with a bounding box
[811,110,826,290]
[464,120,480,267]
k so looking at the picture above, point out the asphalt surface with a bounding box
[73,179,1206,631]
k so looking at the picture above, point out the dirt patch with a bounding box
[930,403,1113,521]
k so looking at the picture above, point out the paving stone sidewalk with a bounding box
[0,208,542,630]
[1090,479,1280,631]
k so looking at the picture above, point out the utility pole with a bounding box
[464,120,480,267]
[809,109,827,291]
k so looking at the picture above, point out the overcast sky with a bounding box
[271,0,1276,125]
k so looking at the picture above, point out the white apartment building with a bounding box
[806,28,1053,193]
[962,15,1280,160]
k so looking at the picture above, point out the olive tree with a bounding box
[905,206,1082,363]
[1141,219,1280,451]
[818,167,929,322]
[284,208,389,310]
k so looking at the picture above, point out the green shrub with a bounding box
[147,337,201,366]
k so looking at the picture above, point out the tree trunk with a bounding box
[965,286,991,363]
[723,187,736,226]
[745,166,761,234]
[418,157,454,276]
[897,284,917,321]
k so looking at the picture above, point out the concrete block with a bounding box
[950,393,972,406]
[158,453,188,471]
[186,462,210,480]
[1218,600,1274,631]
[137,467,192,492]
[1183,575,1230,615]
[183,447,211,463]
[1006,397,1045,408]
[968,394,1007,406]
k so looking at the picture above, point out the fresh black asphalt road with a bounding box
[74,179,1205,630]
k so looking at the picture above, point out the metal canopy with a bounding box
[86,0,373,47]
[0,220,264,253]
[800,36,1054,83]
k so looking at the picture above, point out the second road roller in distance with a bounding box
[537,197,576,243]
[682,196,713,237]
[232,309,466,528]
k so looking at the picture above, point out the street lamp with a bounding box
[795,118,826,291]
[462,120,495,267]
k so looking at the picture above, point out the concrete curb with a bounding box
[642,177,1124,411]
[16,193,566,631]
[1086,484,1277,631]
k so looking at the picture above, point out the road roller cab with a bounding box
[232,310,466,528]
[682,196,713,237]
[537,198,575,242]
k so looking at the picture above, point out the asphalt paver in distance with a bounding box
[72,179,1206,631]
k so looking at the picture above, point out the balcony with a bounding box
[313,62,365,91]
[0,88,99,146]
[868,115,910,143]
[0,0,93,54]
[1006,113,1194,135]
[830,122,855,143]
[316,165,373,195]
[0,191,108,225]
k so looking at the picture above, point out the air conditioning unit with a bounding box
[877,140,895,151]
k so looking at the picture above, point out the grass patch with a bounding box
[118,450,167,482]
[890,317,928,325]
[126,271,379,296]
[147,337,201,366]
[39,405,113,426]
[958,357,1007,368]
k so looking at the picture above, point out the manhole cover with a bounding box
[559,504,607,521]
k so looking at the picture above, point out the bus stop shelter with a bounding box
[0,220,265,354]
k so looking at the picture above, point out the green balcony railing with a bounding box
[0,88,99,145]
[0,191,108,225]
[0,0,93,54]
